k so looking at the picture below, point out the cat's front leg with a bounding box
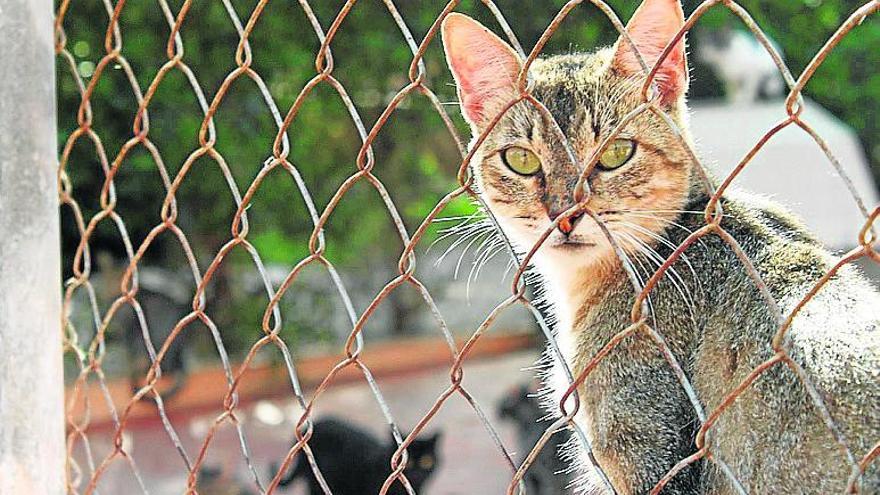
[576,358,704,495]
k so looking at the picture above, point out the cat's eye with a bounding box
[418,455,435,470]
[501,147,542,176]
[598,139,636,170]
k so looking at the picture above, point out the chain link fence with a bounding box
[50,0,879,494]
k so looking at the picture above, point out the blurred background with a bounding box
[57,0,879,493]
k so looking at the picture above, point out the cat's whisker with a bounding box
[433,227,479,266]
[608,209,700,219]
[618,212,699,237]
[616,209,705,215]
[430,201,519,298]
[429,216,485,252]
[615,226,690,290]
[429,227,472,255]
[434,222,492,267]
[454,230,492,280]
[470,239,496,283]
[614,214,708,296]
[618,219,699,280]
[431,215,482,223]
[435,216,486,238]
[622,230,696,318]
[614,228,699,326]
[612,233,657,326]
[598,210,705,246]
[467,232,501,289]
[467,236,505,298]
[444,225,489,264]
[476,239,508,280]
[502,257,516,282]
[602,209,709,265]
[471,227,499,264]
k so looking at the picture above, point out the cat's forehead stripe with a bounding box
[531,81,595,139]
[526,52,623,142]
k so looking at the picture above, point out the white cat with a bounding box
[697,27,786,104]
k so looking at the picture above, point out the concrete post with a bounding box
[0,0,65,493]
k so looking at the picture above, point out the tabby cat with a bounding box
[441,1,880,493]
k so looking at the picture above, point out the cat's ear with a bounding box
[429,431,443,446]
[611,0,688,106]
[442,13,523,128]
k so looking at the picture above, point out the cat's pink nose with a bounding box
[557,213,583,235]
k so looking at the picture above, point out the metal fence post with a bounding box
[0,0,65,493]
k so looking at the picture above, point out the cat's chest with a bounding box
[546,306,609,457]
[543,269,656,400]
[544,271,633,356]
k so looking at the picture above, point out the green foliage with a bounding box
[57,0,878,355]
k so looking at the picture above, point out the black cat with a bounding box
[276,417,442,495]
[497,381,569,495]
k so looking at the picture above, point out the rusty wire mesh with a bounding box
[54,0,880,494]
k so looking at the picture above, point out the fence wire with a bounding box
[53,0,880,494]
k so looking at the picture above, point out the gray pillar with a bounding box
[0,0,65,493]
